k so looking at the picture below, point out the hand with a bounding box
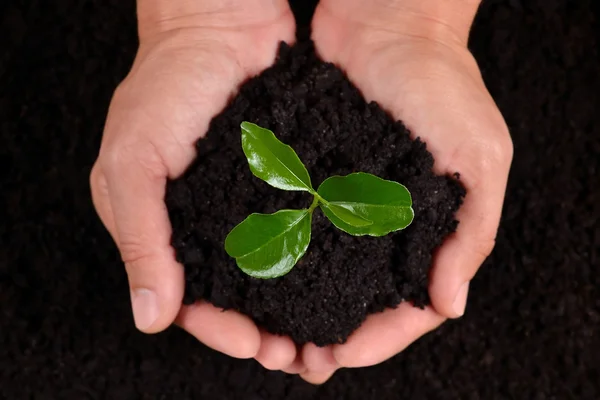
[298,0,513,383]
[90,0,301,368]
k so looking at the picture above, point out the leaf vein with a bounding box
[236,211,309,260]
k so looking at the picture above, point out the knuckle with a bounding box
[469,132,513,177]
[89,162,102,193]
[489,132,514,168]
[100,140,167,183]
[473,237,497,260]
[107,80,134,112]
[111,81,127,102]
[99,84,168,181]
[89,163,116,233]
[89,163,108,207]
[100,142,132,171]
[118,235,157,267]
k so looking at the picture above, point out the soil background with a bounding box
[1,0,599,399]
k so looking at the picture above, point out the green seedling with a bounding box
[225,122,415,279]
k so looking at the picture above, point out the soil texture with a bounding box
[165,39,465,346]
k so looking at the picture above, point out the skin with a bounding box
[90,0,513,385]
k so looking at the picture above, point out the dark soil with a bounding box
[164,38,465,346]
[2,0,599,399]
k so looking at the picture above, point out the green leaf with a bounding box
[317,172,414,236]
[241,122,313,192]
[224,209,312,279]
[320,203,373,227]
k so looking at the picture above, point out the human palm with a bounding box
[293,0,513,383]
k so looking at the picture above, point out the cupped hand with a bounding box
[90,0,301,369]
[299,0,513,384]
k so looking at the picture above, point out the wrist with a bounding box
[136,0,292,40]
[319,0,482,46]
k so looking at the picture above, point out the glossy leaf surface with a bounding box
[241,122,313,192]
[317,172,414,236]
[225,209,312,278]
[320,203,373,227]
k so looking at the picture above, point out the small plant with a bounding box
[225,122,415,279]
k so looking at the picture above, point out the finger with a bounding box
[332,303,445,368]
[100,137,184,334]
[299,343,339,384]
[281,353,307,374]
[429,133,513,318]
[301,343,338,373]
[300,369,337,385]
[92,156,184,334]
[176,302,261,359]
[254,330,297,371]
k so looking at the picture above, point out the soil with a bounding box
[1,0,599,399]
[164,37,465,346]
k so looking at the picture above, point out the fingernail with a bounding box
[452,281,470,317]
[130,288,160,330]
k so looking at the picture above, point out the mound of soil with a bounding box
[165,39,465,346]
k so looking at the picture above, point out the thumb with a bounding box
[91,94,189,333]
[89,32,251,334]
[93,141,184,333]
